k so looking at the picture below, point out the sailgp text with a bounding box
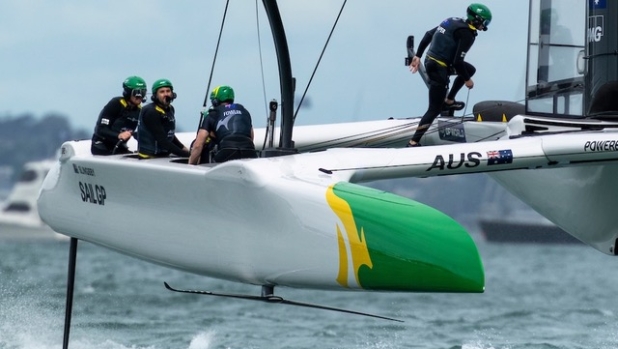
[79,182,106,205]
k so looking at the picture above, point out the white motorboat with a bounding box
[0,159,66,240]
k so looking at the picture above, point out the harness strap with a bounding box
[427,55,447,67]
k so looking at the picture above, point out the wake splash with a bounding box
[0,284,215,349]
[0,283,64,349]
[187,331,216,349]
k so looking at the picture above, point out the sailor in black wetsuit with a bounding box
[137,79,190,159]
[188,85,256,164]
[407,3,492,147]
[91,76,147,155]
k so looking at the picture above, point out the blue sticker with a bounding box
[590,0,606,9]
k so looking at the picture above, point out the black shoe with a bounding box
[442,100,465,111]
[406,141,421,147]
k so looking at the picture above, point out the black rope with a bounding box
[255,0,269,123]
[202,0,231,108]
[293,0,348,121]
[255,0,272,151]
[583,50,618,60]
[194,0,230,141]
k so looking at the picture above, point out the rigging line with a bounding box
[255,0,269,121]
[301,103,506,150]
[315,83,579,147]
[300,121,419,150]
[202,0,231,108]
[301,127,415,151]
[301,122,417,151]
[293,0,348,122]
[583,50,618,60]
[461,89,471,123]
[255,0,271,150]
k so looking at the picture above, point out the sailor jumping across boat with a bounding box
[407,3,492,147]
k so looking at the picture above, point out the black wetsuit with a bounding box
[91,97,140,155]
[411,17,478,144]
[137,102,189,158]
[203,103,256,162]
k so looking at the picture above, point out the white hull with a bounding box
[37,113,618,294]
[39,118,488,292]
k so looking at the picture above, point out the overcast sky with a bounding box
[2,1,528,133]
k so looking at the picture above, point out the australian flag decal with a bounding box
[487,149,513,165]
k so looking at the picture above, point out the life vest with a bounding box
[110,98,140,133]
[427,17,475,66]
[212,103,253,142]
[137,103,177,156]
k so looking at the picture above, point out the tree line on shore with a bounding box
[0,113,88,185]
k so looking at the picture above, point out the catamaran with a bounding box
[35,0,618,347]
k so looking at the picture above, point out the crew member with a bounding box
[188,85,256,164]
[407,3,492,147]
[91,76,146,155]
[137,79,190,158]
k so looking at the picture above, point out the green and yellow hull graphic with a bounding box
[327,182,484,293]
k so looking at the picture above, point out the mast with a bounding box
[262,0,297,156]
[585,0,618,113]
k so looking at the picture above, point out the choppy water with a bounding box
[1,232,617,349]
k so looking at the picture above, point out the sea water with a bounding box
[1,232,617,349]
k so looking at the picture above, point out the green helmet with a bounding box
[210,85,235,106]
[122,76,147,99]
[467,3,492,31]
[151,78,174,94]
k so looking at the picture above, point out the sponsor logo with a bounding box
[427,152,482,171]
[73,164,96,176]
[79,182,106,205]
[217,110,241,130]
[438,121,466,142]
[487,149,513,165]
[584,140,618,152]
[588,15,604,42]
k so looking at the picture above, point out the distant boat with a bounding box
[478,178,580,244]
[0,159,66,240]
[478,210,581,244]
